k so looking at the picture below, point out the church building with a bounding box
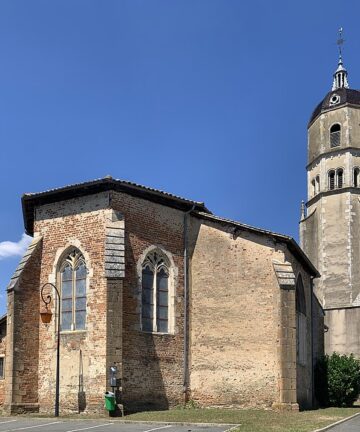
[2,177,323,413]
[300,41,360,357]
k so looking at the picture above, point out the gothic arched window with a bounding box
[296,275,307,366]
[328,170,335,190]
[330,124,341,148]
[141,250,170,333]
[354,168,360,187]
[337,168,344,189]
[59,249,87,331]
[315,175,320,193]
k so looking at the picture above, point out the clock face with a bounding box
[329,94,341,106]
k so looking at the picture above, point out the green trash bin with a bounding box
[104,391,116,411]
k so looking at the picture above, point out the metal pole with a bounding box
[40,283,60,417]
[55,290,60,417]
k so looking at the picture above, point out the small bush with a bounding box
[175,399,199,410]
[315,352,360,407]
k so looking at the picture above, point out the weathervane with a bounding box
[332,27,349,90]
[337,27,344,60]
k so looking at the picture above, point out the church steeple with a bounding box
[332,27,349,90]
[302,27,360,360]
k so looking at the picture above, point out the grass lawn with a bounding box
[124,407,360,432]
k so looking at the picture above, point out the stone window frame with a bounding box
[337,168,344,189]
[137,245,177,335]
[330,123,341,148]
[328,169,336,190]
[311,178,316,197]
[311,175,321,196]
[327,168,345,190]
[49,240,93,335]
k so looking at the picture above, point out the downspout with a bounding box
[183,204,196,403]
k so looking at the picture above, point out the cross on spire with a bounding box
[337,27,344,60]
[332,27,349,90]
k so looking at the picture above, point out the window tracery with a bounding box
[141,250,170,333]
[59,249,87,331]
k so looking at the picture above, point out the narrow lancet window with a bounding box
[337,169,344,189]
[59,249,87,331]
[354,168,360,187]
[329,170,335,190]
[141,250,170,333]
[330,124,341,148]
[315,175,320,193]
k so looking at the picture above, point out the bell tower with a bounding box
[300,29,360,356]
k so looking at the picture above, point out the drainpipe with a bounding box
[183,204,196,403]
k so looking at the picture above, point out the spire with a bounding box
[332,27,349,90]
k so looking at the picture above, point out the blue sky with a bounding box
[0,0,358,314]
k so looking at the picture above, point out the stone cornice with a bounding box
[306,186,360,207]
[307,147,360,170]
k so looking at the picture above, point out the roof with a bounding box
[21,177,319,277]
[193,211,320,277]
[7,236,43,291]
[22,177,210,236]
[309,88,360,126]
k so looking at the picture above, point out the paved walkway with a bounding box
[0,419,236,432]
[325,413,360,431]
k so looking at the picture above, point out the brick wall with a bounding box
[110,191,185,410]
[34,192,110,413]
[0,320,6,405]
[5,187,321,413]
[5,241,41,413]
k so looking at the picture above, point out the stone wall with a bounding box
[325,308,360,356]
[189,218,299,408]
[283,250,315,410]
[308,106,360,164]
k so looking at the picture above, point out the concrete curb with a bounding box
[313,411,360,432]
[13,416,240,428]
[109,420,240,428]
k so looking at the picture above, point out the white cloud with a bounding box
[0,234,32,260]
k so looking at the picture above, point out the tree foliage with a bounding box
[315,352,360,407]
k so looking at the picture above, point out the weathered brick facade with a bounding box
[3,178,323,413]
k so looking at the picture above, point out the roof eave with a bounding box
[22,178,210,236]
[193,211,320,278]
